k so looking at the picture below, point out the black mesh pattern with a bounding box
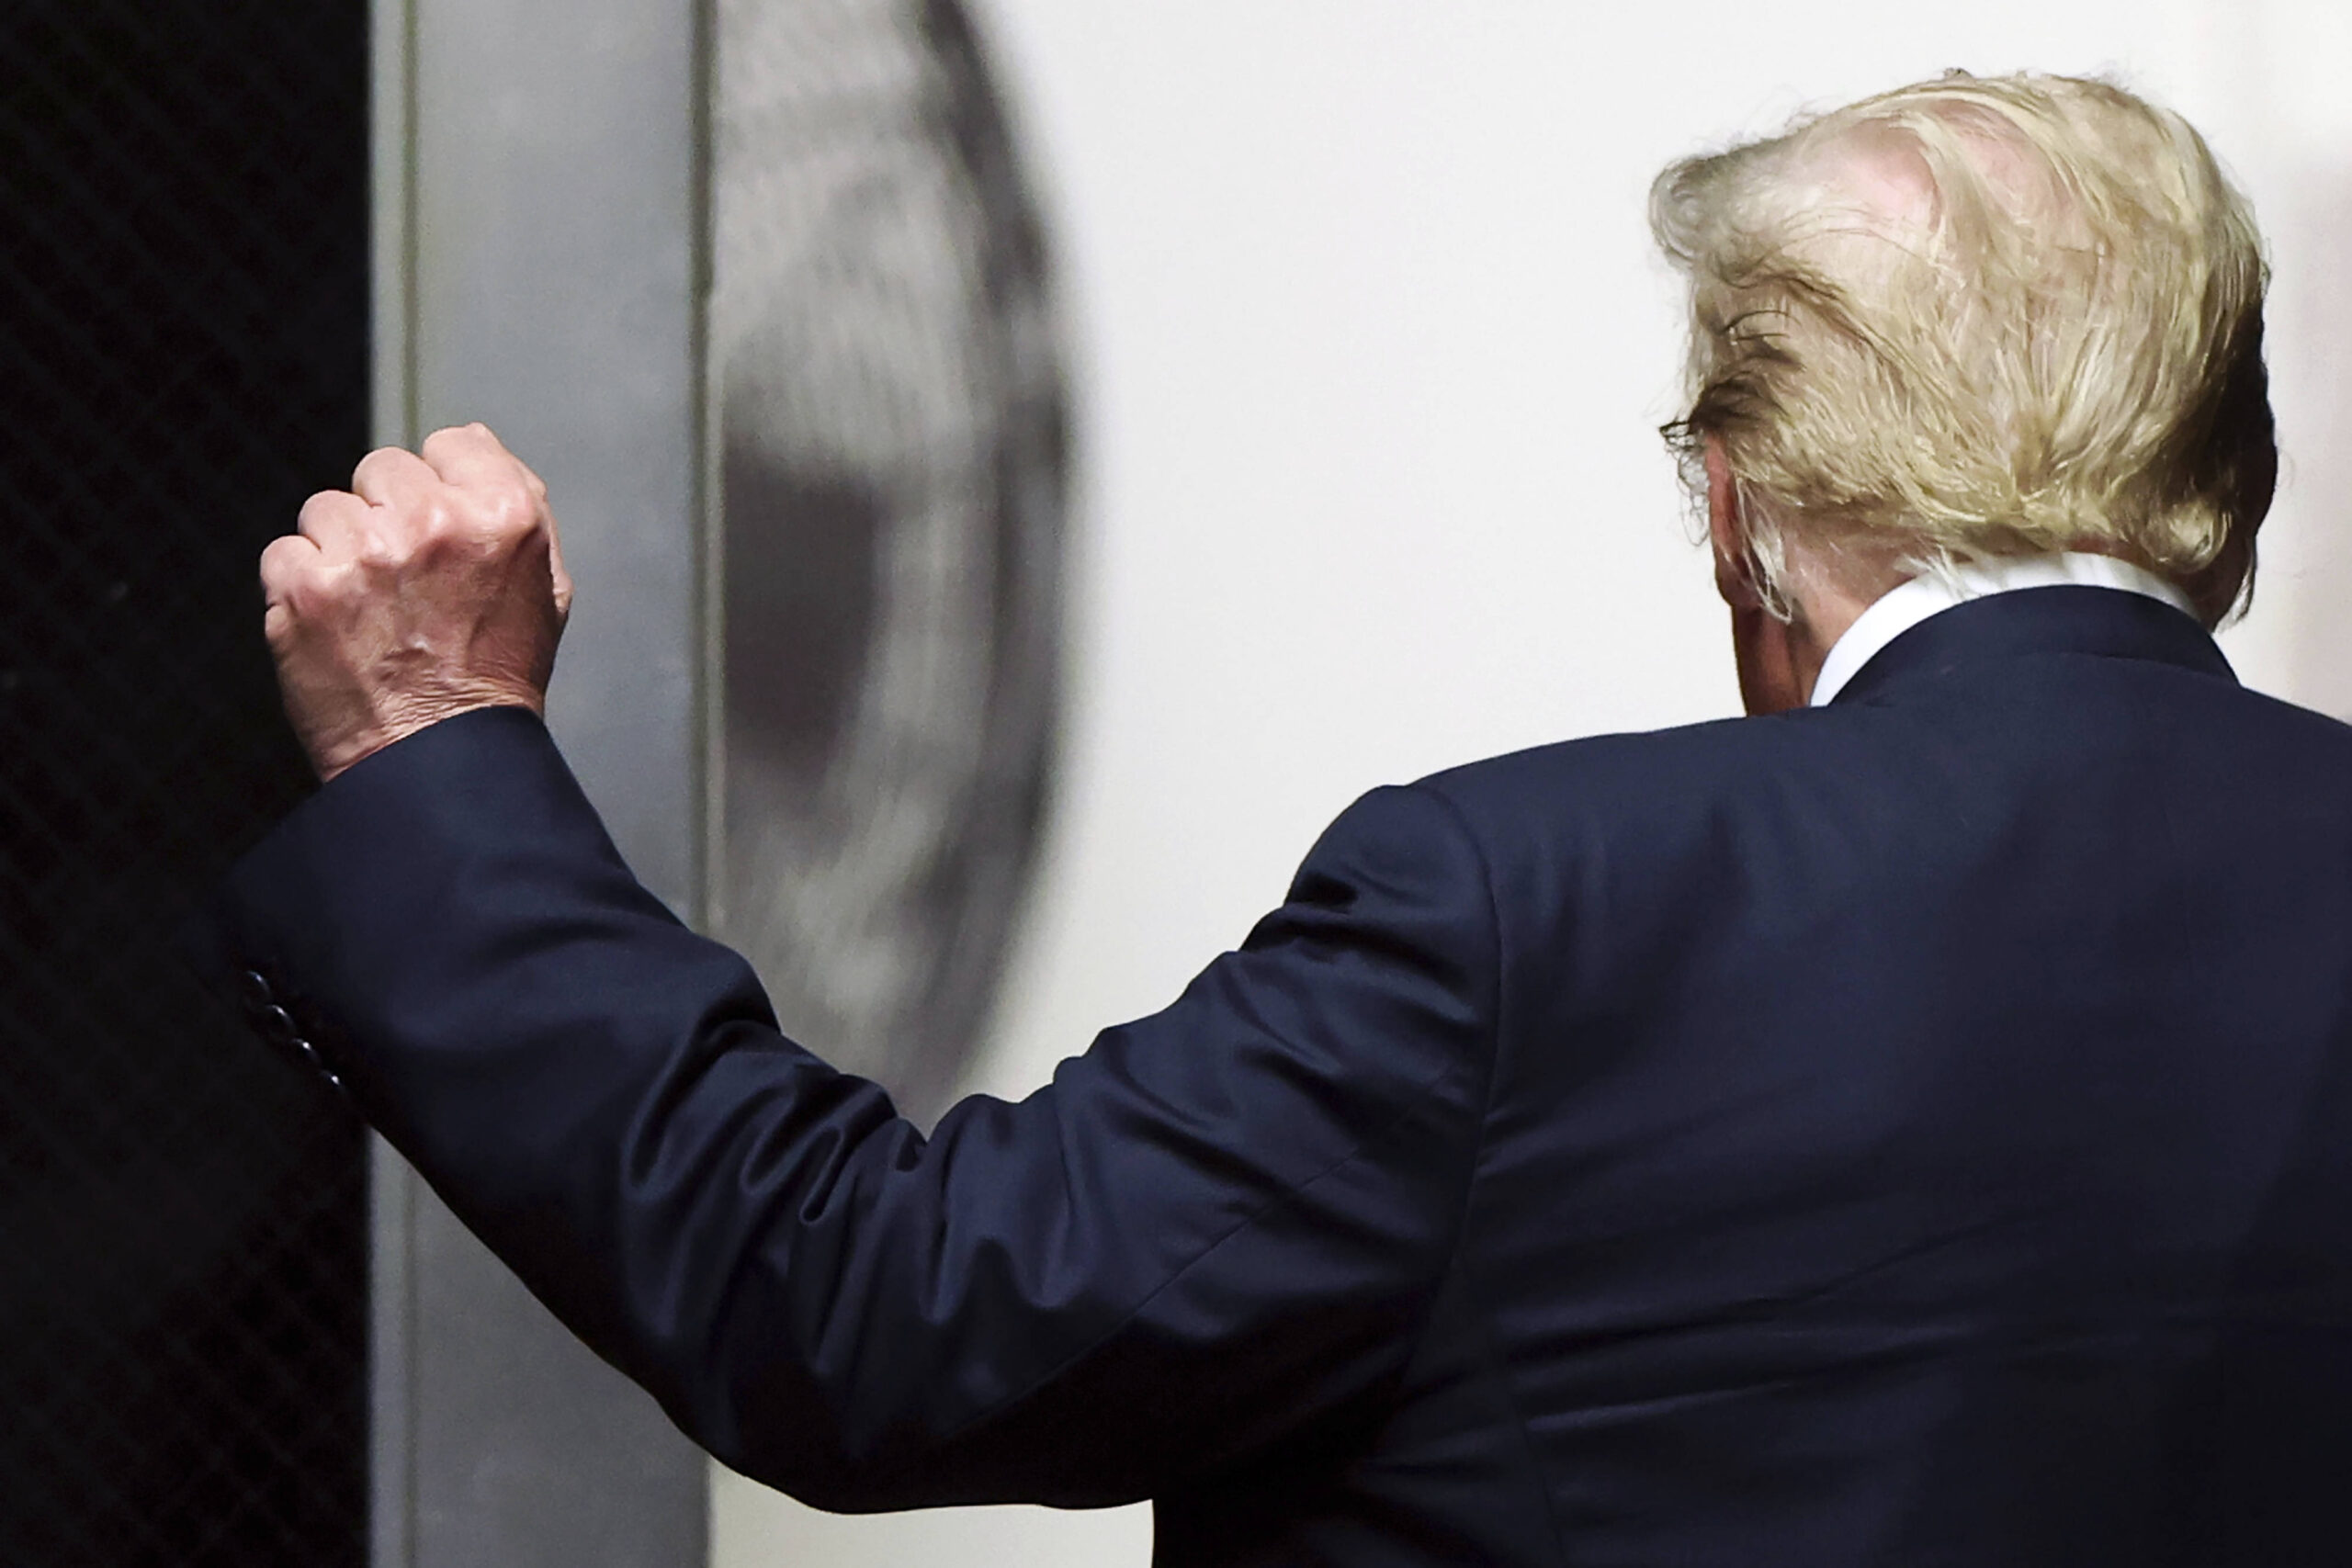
[0,2,371,1563]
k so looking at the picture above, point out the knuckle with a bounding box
[311,556,361,604]
[298,491,357,541]
[472,486,536,542]
[352,445,401,484]
[259,536,310,588]
[354,525,403,568]
[422,423,492,467]
[409,497,458,544]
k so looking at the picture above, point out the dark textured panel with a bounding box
[0,2,371,1562]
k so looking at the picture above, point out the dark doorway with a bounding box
[0,3,373,1563]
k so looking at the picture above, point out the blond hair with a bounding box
[1653,72,2274,627]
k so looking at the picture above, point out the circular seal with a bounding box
[711,0,1069,1122]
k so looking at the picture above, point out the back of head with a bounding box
[1653,72,2275,627]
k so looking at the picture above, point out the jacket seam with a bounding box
[1399,781,1509,1342]
[1412,779,1577,1568]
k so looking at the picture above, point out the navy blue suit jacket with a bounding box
[198,586,2352,1564]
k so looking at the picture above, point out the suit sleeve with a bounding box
[195,705,1499,1510]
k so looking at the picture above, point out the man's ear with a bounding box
[1704,437,1759,610]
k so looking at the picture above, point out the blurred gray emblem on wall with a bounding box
[711,0,1068,1122]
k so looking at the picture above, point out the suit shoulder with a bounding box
[1403,671,2352,854]
[2223,680,2352,749]
[1408,713,1781,825]
[1394,708,1916,897]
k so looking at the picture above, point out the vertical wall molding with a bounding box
[692,0,724,941]
[368,0,712,1562]
[368,4,419,1565]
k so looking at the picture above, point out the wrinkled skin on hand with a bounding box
[260,423,572,783]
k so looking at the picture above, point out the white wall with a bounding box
[713,3,2352,1563]
[2200,0,2352,716]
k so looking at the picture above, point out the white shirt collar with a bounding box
[1809,552,2199,706]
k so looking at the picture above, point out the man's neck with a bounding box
[1735,558,1889,716]
[1790,592,1876,705]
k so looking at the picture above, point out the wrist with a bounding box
[314,686,545,784]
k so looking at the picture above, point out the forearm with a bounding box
[193,708,1157,1505]
[191,710,1497,1506]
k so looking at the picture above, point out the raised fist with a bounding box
[260,423,572,782]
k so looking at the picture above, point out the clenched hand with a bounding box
[261,423,572,783]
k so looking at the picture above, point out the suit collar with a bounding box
[1827,584,2235,706]
[1812,553,2199,705]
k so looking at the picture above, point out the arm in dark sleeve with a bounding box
[194,705,1498,1509]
